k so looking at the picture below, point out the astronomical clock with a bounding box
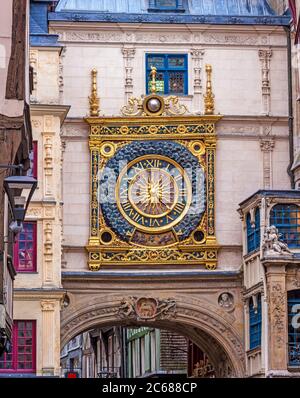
[86,66,221,270]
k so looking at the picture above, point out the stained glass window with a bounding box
[14,222,37,272]
[146,54,188,95]
[0,321,36,373]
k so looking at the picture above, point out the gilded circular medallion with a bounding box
[116,155,192,233]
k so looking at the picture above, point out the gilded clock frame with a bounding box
[85,114,221,271]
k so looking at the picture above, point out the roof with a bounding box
[50,0,290,26]
[55,0,278,16]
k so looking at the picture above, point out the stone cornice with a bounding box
[61,270,242,284]
[14,289,64,301]
[48,12,290,28]
[30,104,71,126]
[48,23,287,47]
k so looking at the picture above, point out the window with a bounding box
[148,0,185,12]
[0,321,36,373]
[146,54,188,95]
[249,295,262,350]
[288,290,300,367]
[270,204,300,247]
[14,221,37,272]
[27,141,38,179]
[246,208,260,253]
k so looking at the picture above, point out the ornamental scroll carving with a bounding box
[269,283,286,347]
[117,297,176,321]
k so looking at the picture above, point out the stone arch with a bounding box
[61,293,245,377]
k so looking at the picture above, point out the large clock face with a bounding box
[100,140,206,245]
[116,155,192,233]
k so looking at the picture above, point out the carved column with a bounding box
[29,49,38,103]
[265,263,288,371]
[258,49,272,115]
[122,46,136,103]
[43,221,53,285]
[260,138,275,189]
[42,128,55,199]
[190,49,205,113]
[41,300,56,375]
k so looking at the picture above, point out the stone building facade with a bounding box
[3,0,300,378]
[0,0,33,357]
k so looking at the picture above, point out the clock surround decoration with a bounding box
[86,67,221,270]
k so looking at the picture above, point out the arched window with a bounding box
[246,208,260,253]
[249,295,262,350]
[288,290,300,367]
[270,204,300,248]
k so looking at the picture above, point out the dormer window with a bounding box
[148,0,185,13]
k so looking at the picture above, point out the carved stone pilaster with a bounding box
[43,221,53,285]
[42,131,55,198]
[260,138,275,189]
[122,46,136,103]
[190,48,205,113]
[265,264,288,371]
[29,49,38,103]
[40,300,56,375]
[58,47,66,104]
[258,49,272,115]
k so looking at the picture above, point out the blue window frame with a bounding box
[270,204,300,248]
[249,295,262,350]
[246,208,260,254]
[288,290,300,367]
[146,54,188,95]
[148,0,185,12]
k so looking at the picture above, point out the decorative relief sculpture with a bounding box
[218,293,234,311]
[117,297,176,321]
[262,225,293,256]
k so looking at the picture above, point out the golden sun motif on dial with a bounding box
[116,155,192,233]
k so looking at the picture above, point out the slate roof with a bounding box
[55,0,278,16]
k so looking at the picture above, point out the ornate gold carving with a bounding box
[86,68,221,270]
[87,246,218,270]
[204,65,215,115]
[117,296,176,321]
[121,81,188,118]
[89,68,100,117]
[150,66,157,94]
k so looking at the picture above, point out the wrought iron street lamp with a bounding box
[3,174,37,232]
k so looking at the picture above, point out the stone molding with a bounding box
[49,27,287,48]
